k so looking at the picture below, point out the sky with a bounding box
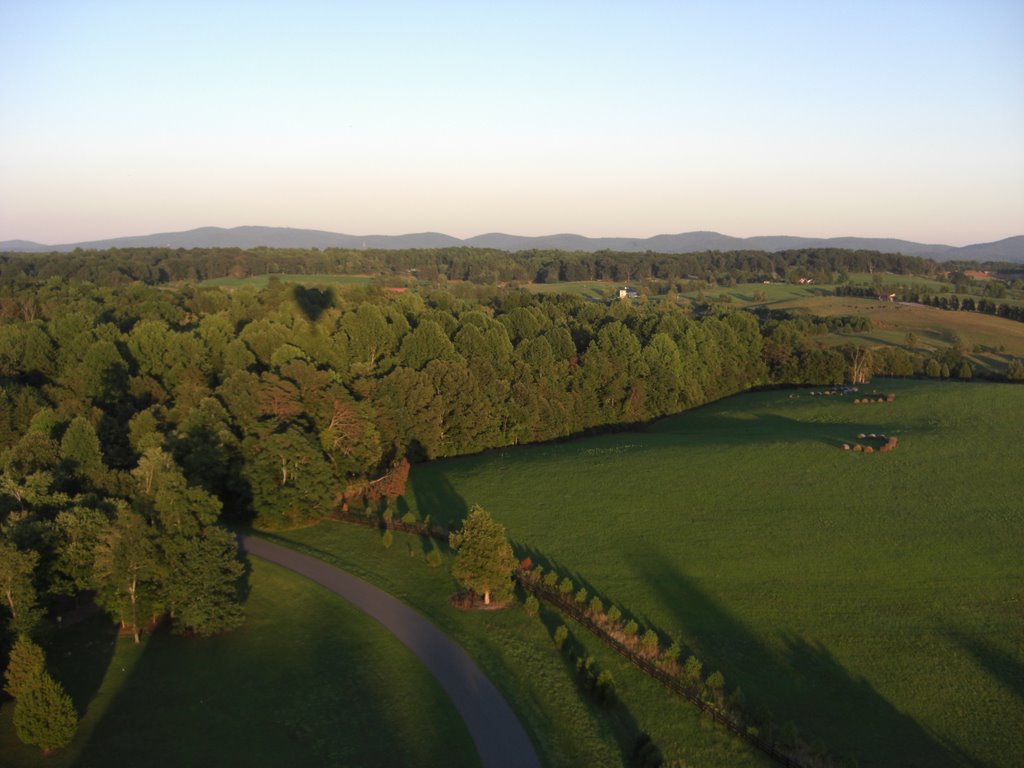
[1,0,1022,246]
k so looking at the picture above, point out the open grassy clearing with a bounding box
[343,379,1021,768]
[200,273,374,288]
[524,280,619,300]
[0,559,477,768]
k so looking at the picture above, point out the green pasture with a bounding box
[351,379,1020,768]
[264,525,773,768]
[0,559,476,768]
[201,273,374,288]
[524,280,619,300]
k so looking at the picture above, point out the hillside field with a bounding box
[368,379,1022,767]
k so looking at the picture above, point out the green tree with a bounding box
[92,506,163,643]
[161,528,244,636]
[0,540,41,634]
[3,634,45,698]
[448,505,516,605]
[13,672,78,753]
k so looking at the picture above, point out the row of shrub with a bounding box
[520,563,850,768]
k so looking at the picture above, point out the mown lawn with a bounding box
[0,559,477,768]
[358,379,1020,768]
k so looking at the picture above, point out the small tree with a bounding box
[589,596,605,617]
[381,529,394,549]
[683,655,703,686]
[449,505,516,606]
[13,672,78,753]
[574,587,588,605]
[558,576,574,597]
[524,595,539,618]
[640,629,660,658]
[4,635,45,699]
[553,624,569,650]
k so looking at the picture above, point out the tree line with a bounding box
[0,245,942,288]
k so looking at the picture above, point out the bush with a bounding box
[381,529,394,549]
[574,587,588,604]
[589,596,605,617]
[524,594,539,618]
[683,655,703,685]
[553,624,569,650]
[640,629,660,657]
[607,605,622,624]
[594,669,616,707]
[543,571,559,588]
[558,576,574,596]
[624,619,639,637]
[425,547,442,568]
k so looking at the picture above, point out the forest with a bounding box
[0,244,946,288]
[0,247,1020,753]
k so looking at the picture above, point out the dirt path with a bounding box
[239,535,541,768]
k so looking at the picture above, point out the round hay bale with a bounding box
[857,433,866,439]
[864,446,874,454]
[853,399,861,404]
[842,443,850,450]
[868,433,876,438]
[853,444,863,452]
[877,397,884,403]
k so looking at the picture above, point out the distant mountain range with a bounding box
[3,226,1023,263]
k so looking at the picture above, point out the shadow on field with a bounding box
[945,628,1024,705]
[49,615,119,719]
[533,602,652,767]
[75,573,472,767]
[632,552,983,768]
[651,410,931,449]
[411,468,469,529]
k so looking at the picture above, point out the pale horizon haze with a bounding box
[1,1,1022,247]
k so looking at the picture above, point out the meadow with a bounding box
[277,379,1022,767]
[0,559,477,768]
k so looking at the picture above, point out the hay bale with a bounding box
[877,397,885,403]
[842,443,850,451]
[853,444,863,452]
[864,446,874,454]
[853,399,861,404]
[887,394,896,402]
[857,433,866,439]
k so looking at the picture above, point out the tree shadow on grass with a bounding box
[944,627,1024,706]
[533,601,652,767]
[410,467,469,530]
[48,614,119,719]
[649,410,930,450]
[632,551,984,768]
[74,569,478,768]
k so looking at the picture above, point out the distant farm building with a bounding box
[618,287,639,299]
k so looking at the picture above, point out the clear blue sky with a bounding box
[1,0,1021,245]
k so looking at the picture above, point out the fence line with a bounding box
[327,510,812,767]
[517,577,807,768]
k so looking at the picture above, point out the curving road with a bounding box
[239,535,542,768]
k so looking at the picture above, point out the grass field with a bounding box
[265,523,772,768]
[201,273,374,288]
[772,295,1024,363]
[299,379,1021,768]
[0,559,477,768]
